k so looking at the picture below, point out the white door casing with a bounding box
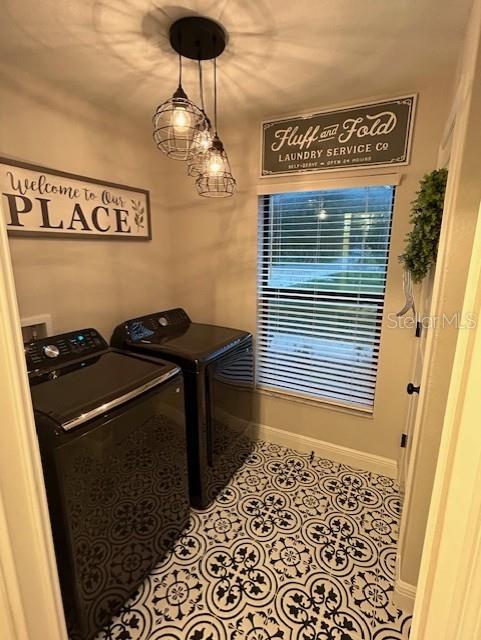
[411,197,481,639]
[396,0,481,622]
[0,196,67,639]
[411,1,481,629]
[395,95,457,603]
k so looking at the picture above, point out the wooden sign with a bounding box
[261,95,417,177]
[0,158,151,240]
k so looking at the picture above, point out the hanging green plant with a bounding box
[399,168,448,283]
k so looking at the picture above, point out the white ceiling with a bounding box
[0,0,473,124]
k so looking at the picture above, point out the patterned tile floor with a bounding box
[95,439,411,640]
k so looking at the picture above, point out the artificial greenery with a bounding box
[400,168,448,283]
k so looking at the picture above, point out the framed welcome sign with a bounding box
[0,158,151,240]
[261,95,417,177]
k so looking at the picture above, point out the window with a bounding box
[257,185,395,411]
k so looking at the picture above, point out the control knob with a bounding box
[43,344,60,359]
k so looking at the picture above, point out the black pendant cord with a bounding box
[197,57,205,114]
[213,54,218,135]
[177,28,183,89]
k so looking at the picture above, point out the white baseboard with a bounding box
[245,421,398,479]
[393,577,416,613]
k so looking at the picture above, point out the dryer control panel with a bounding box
[25,328,108,372]
[122,308,191,343]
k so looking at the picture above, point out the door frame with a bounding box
[395,82,461,603]
[410,197,481,639]
[395,0,481,612]
[0,201,67,639]
[409,5,481,630]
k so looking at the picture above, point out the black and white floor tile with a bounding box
[95,439,411,640]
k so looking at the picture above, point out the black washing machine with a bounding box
[26,328,189,640]
[111,309,254,509]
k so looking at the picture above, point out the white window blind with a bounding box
[257,185,395,411]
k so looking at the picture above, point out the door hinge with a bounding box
[416,321,422,338]
[400,433,408,448]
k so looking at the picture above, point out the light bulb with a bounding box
[207,152,224,175]
[171,106,190,132]
[318,209,328,220]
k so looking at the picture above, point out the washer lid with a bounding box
[30,351,179,430]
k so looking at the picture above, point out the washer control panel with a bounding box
[43,344,60,359]
[25,328,108,372]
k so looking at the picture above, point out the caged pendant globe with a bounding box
[188,115,214,177]
[153,84,205,161]
[196,135,236,197]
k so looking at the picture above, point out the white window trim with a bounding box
[256,172,402,195]
[256,384,375,418]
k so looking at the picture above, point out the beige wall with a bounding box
[0,66,174,341]
[162,84,452,463]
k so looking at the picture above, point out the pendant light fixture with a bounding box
[152,16,235,196]
[196,56,236,198]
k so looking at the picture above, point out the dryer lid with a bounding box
[138,322,250,362]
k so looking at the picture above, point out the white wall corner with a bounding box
[246,421,398,478]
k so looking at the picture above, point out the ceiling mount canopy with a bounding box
[169,16,227,60]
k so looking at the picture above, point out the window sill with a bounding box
[255,384,374,419]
